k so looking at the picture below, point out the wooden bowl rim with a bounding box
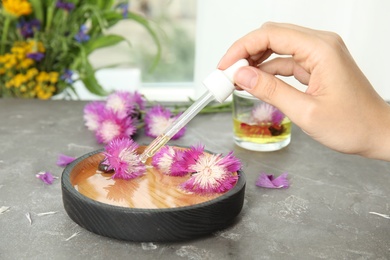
[61,148,246,213]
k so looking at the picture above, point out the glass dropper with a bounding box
[139,59,249,163]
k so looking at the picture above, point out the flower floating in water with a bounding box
[102,137,146,180]
[152,146,187,176]
[239,102,286,137]
[144,105,186,140]
[36,171,55,185]
[56,154,76,167]
[255,173,289,189]
[181,146,241,194]
[251,103,284,125]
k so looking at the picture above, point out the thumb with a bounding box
[234,66,312,124]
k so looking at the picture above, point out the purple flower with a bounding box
[56,0,75,12]
[144,105,186,140]
[61,69,74,84]
[18,19,41,39]
[272,109,284,125]
[56,154,76,167]
[105,91,145,121]
[117,3,129,18]
[27,52,45,61]
[36,171,55,185]
[103,137,146,180]
[129,91,146,111]
[106,91,133,119]
[181,148,241,194]
[251,103,284,125]
[74,25,90,43]
[152,146,187,176]
[256,173,289,189]
[180,144,205,167]
[83,101,105,131]
[95,109,136,144]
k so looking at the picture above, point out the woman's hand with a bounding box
[219,22,390,160]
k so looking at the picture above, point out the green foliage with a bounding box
[0,0,161,98]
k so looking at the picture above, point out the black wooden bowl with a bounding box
[61,148,246,242]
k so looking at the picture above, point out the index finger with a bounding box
[218,22,321,71]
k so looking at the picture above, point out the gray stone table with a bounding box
[1,99,390,259]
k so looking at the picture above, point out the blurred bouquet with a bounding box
[0,0,160,99]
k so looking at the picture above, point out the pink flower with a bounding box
[179,144,205,168]
[56,154,76,167]
[152,146,187,176]
[251,103,284,125]
[144,105,186,140]
[181,150,241,194]
[128,91,145,111]
[256,173,289,189]
[83,101,105,131]
[103,137,146,180]
[105,91,133,119]
[36,171,55,185]
[95,109,136,144]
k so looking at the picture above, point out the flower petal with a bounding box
[103,137,146,180]
[95,109,136,144]
[152,146,187,176]
[181,150,240,194]
[144,105,186,139]
[256,172,289,189]
[56,154,76,167]
[36,171,55,185]
[83,101,105,131]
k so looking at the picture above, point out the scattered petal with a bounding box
[37,211,58,216]
[369,212,390,219]
[103,137,146,180]
[256,172,289,189]
[36,171,55,185]
[65,231,81,241]
[25,212,32,225]
[0,206,10,214]
[57,154,76,167]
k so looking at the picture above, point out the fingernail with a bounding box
[235,67,258,90]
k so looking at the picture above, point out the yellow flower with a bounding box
[12,73,28,88]
[49,72,59,84]
[36,71,49,82]
[19,58,34,69]
[26,68,38,79]
[2,0,32,17]
[0,68,5,75]
[35,80,57,99]
[5,81,12,89]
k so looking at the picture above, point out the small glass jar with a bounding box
[232,90,291,151]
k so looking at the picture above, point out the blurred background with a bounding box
[83,0,390,101]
